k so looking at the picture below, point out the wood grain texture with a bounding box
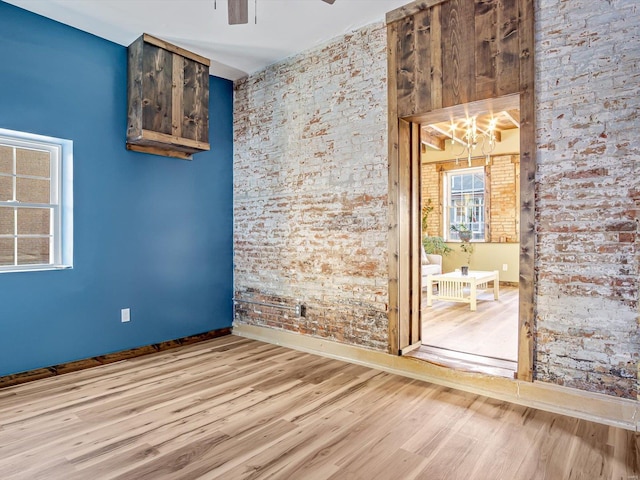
[386,0,448,24]
[387,22,400,355]
[474,0,498,99]
[423,285,519,362]
[441,0,476,107]
[516,0,535,382]
[182,60,209,144]
[410,121,422,345]
[142,33,210,66]
[171,53,184,138]
[0,336,636,479]
[397,15,416,118]
[142,43,173,135]
[399,119,412,351]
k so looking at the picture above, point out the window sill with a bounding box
[0,265,73,274]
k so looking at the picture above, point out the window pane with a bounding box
[473,173,484,189]
[16,148,50,178]
[17,237,50,265]
[0,238,15,265]
[0,175,12,201]
[0,146,12,174]
[462,174,472,190]
[0,207,14,235]
[16,177,50,204]
[17,208,50,235]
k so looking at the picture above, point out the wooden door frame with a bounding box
[386,0,535,381]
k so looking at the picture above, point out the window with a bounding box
[444,167,486,241]
[0,129,73,272]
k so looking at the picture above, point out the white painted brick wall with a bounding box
[535,0,639,398]
[234,1,640,398]
[234,23,389,350]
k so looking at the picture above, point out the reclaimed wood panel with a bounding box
[397,15,416,118]
[127,38,144,141]
[393,0,523,118]
[430,4,443,110]
[142,43,173,135]
[386,0,534,383]
[474,0,498,99]
[410,122,422,345]
[127,34,210,159]
[0,337,636,479]
[171,54,184,138]
[441,0,476,107]
[496,0,521,96]
[516,0,535,382]
[398,119,413,351]
[182,59,209,143]
[414,8,433,115]
[386,0,448,24]
[387,22,401,355]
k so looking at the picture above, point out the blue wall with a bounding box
[0,1,234,376]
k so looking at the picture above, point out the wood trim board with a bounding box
[0,328,232,389]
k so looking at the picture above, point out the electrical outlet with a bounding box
[121,308,130,323]
[295,304,301,316]
[502,264,508,271]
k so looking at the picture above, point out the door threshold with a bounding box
[406,345,517,379]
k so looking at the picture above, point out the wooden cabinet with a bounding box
[126,34,210,160]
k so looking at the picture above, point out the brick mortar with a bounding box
[234,2,640,399]
[534,0,639,398]
[233,23,389,351]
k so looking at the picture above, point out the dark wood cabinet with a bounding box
[127,34,210,160]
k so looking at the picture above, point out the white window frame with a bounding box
[443,166,486,242]
[0,128,73,273]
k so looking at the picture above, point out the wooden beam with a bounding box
[404,93,520,124]
[503,109,521,128]
[420,127,445,150]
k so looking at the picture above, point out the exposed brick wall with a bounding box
[234,2,640,399]
[421,156,519,242]
[489,155,519,243]
[233,23,389,351]
[534,0,640,398]
[421,162,441,236]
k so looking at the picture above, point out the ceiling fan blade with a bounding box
[228,0,248,24]
[322,0,336,4]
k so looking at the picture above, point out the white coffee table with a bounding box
[426,270,499,311]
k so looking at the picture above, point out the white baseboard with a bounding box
[233,323,639,432]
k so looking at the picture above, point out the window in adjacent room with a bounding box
[0,129,73,272]
[444,167,486,241]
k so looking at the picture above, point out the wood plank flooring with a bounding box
[422,285,519,361]
[0,335,637,479]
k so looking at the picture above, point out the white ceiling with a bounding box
[5,0,409,80]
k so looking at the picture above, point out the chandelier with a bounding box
[451,116,498,166]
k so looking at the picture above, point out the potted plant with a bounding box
[450,224,474,274]
[422,199,452,256]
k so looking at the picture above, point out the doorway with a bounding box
[385,0,535,382]
[417,100,521,376]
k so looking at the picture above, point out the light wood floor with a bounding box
[422,285,519,362]
[0,335,637,479]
